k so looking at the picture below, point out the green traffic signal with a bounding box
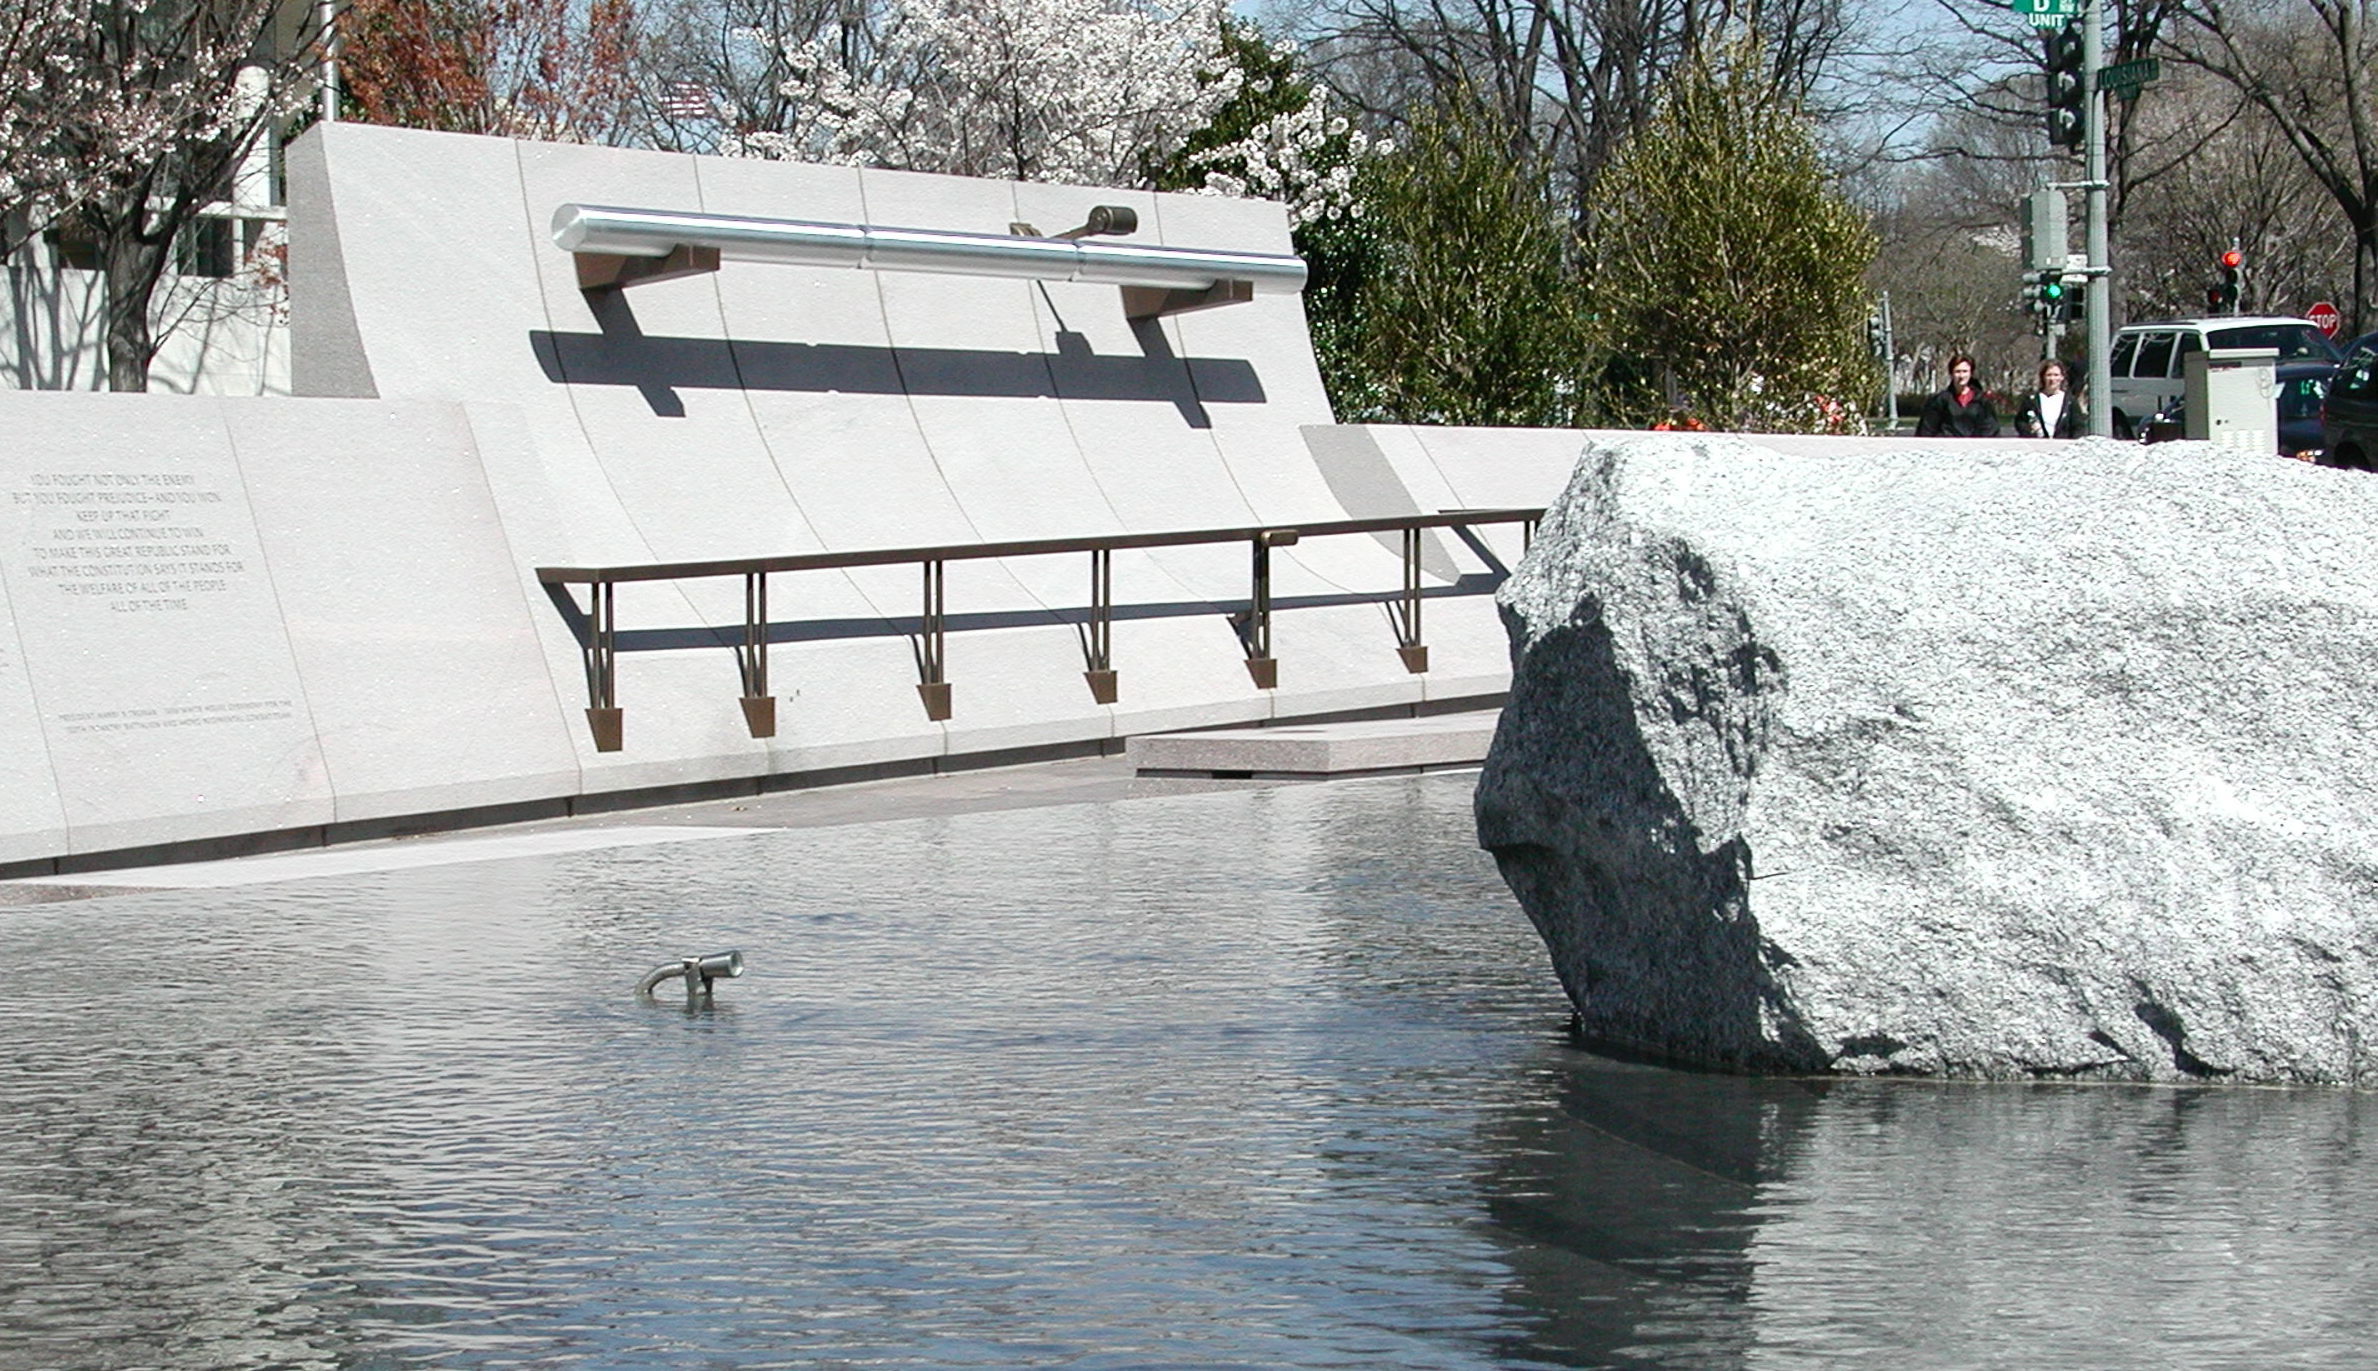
[2041,280,2066,302]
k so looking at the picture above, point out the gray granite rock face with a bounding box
[1475,433,2378,1083]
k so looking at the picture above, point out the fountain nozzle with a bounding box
[637,950,745,1000]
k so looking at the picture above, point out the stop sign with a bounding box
[2309,301,2341,337]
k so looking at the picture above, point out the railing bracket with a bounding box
[1121,279,1255,320]
[586,706,623,753]
[575,243,721,291]
[1393,526,1429,673]
[916,560,950,720]
[736,572,774,736]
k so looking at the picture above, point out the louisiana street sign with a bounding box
[2096,57,2162,91]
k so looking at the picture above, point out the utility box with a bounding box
[2184,347,2279,454]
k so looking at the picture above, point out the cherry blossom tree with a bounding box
[20,0,318,390]
[733,0,1244,187]
[1174,43,1384,226]
[0,1,110,252]
[1148,21,1382,227]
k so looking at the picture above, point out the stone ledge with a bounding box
[1130,710,1498,778]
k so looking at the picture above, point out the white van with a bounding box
[2108,317,2341,437]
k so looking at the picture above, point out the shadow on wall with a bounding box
[5,264,287,394]
[7,264,98,390]
[531,292,1262,427]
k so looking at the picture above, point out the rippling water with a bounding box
[1,774,2372,1369]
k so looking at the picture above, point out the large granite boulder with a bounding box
[1475,433,2378,1083]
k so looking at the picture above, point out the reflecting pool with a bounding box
[1,774,2371,1368]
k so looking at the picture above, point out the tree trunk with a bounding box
[100,215,172,393]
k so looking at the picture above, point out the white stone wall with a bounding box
[0,126,1546,868]
[0,393,570,863]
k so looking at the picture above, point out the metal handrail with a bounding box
[535,509,1536,584]
[537,508,1543,752]
[551,203,1305,316]
[552,205,1308,294]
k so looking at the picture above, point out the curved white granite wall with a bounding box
[0,125,1541,868]
[287,126,1531,791]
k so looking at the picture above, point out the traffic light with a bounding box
[2044,30,2087,150]
[2037,274,2069,334]
[2020,270,2070,332]
[2058,277,2085,327]
[2210,248,2243,312]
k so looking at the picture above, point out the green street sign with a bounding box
[2014,0,2076,22]
[2096,57,2161,92]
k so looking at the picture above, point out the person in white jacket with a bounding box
[2015,359,2087,439]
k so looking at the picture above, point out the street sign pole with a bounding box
[2083,0,2111,436]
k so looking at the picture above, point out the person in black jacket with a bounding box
[1915,354,2001,436]
[2014,359,2087,438]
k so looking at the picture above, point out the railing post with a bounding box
[584,579,623,752]
[916,558,952,720]
[1243,530,1295,689]
[738,571,775,738]
[1083,547,1118,704]
[1395,526,1429,673]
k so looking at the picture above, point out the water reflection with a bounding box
[1484,1059,1824,1369]
[1,775,2371,1369]
[1479,1042,2378,1370]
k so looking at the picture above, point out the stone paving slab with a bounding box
[1127,710,1499,778]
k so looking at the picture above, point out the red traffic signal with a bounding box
[2213,248,2243,311]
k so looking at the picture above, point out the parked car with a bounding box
[2318,333,2378,470]
[2139,360,2336,459]
[2108,317,2342,438]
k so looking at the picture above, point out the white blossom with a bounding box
[0,1,285,253]
[732,0,1241,189]
[1188,85,1382,228]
